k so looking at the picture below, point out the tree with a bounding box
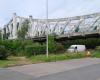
[17,19,29,39]
[48,35,57,53]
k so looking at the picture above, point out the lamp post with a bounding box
[46,0,49,58]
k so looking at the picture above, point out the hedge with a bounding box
[25,44,46,57]
[0,40,33,56]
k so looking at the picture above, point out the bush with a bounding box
[0,45,8,60]
[0,40,33,56]
[25,45,34,57]
[25,44,46,57]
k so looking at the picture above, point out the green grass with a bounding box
[29,54,68,63]
[0,56,31,68]
[0,60,17,68]
[91,50,100,58]
[0,51,100,68]
[29,53,85,63]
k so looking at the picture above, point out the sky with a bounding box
[0,0,100,28]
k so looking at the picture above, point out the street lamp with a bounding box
[46,0,49,58]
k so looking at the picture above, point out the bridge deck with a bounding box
[32,31,100,42]
[58,31,100,38]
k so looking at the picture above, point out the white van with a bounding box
[67,45,86,53]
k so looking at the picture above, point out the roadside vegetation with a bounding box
[0,52,86,68]
[0,50,100,68]
[0,37,100,68]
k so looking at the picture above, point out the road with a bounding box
[0,58,100,80]
[36,63,100,80]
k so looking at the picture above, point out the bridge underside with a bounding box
[32,33,100,43]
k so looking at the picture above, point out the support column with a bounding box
[29,15,33,38]
[12,13,17,39]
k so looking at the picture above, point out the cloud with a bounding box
[50,0,100,18]
[0,0,100,27]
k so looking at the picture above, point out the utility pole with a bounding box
[46,0,49,58]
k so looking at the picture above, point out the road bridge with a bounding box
[1,12,100,40]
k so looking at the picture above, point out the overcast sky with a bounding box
[0,0,100,28]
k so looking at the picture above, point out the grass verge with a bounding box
[29,53,86,63]
[0,51,100,68]
[91,50,100,58]
[0,53,85,68]
[0,56,31,68]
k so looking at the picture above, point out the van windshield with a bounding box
[70,46,75,49]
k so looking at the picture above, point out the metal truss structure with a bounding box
[1,13,100,39]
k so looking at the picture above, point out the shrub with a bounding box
[0,45,8,60]
[0,40,33,56]
[12,40,33,56]
[25,44,46,57]
[25,45,34,57]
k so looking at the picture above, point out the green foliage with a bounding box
[48,36,57,53]
[25,44,46,57]
[30,53,85,63]
[91,50,100,58]
[0,45,8,60]
[0,36,65,57]
[24,36,65,57]
[0,40,46,57]
[48,36,65,53]
[17,19,29,39]
[1,37,99,58]
[10,40,33,56]
[0,53,85,68]
[0,40,33,56]
[66,53,85,59]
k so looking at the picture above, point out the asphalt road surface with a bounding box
[36,63,100,80]
[0,69,34,80]
[1,58,100,80]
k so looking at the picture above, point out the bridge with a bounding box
[1,12,100,40]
